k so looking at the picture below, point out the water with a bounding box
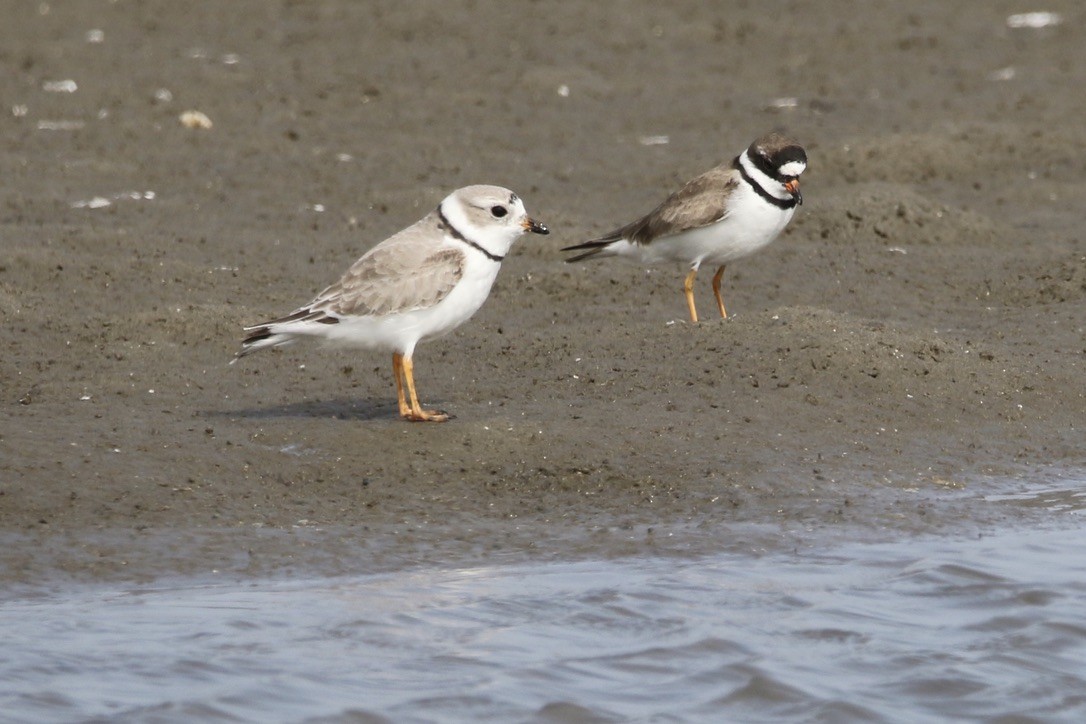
[4,524,1086,723]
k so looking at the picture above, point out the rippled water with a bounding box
[4,523,1086,723]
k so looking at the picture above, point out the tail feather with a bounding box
[561,233,623,263]
[231,307,335,363]
[231,327,297,363]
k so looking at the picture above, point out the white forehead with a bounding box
[778,160,807,177]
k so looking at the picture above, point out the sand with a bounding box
[1,0,1083,590]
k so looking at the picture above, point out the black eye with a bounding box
[490,205,507,218]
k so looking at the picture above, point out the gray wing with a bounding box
[304,218,466,319]
[611,165,740,245]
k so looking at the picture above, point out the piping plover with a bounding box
[234,185,549,422]
[563,132,806,322]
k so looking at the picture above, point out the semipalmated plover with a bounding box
[563,132,806,322]
[234,185,549,422]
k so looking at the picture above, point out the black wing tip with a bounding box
[241,326,274,346]
[230,326,273,362]
[234,308,338,360]
[244,308,339,333]
[563,249,601,263]
[561,236,620,263]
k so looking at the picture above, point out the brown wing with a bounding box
[305,218,466,318]
[617,166,740,245]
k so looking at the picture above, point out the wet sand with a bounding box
[1,1,1084,588]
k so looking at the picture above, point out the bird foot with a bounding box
[403,408,450,423]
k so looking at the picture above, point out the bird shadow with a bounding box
[205,397,400,423]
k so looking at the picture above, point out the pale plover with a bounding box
[234,185,549,422]
[563,132,806,322]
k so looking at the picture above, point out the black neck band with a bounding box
[438,207,504,262]
[733,155,799,210]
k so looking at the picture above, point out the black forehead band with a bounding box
[775,146,807,165]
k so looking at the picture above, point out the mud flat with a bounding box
[1,1,1083,589]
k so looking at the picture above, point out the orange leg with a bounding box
[683,268,699,323]
[392,353,411,418]
[398,354,449,422]
[712,265,728,319]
